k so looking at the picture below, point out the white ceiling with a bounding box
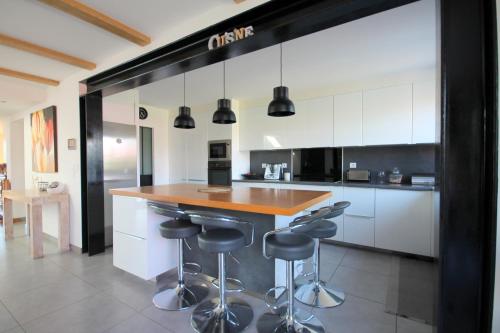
[0,0,248,115]
[138,0,437,111]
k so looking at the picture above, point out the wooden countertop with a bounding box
[109,183,331,216]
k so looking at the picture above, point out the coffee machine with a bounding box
[264,163,282,180]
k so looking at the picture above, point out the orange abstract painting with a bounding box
[31,106,58,173]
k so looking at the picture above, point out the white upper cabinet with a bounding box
[185,109,208,181]
[292,96,334,148]
[239,96,333,151]
[333,92,363,147]
[412,81,437,143]
[362,84,413,145]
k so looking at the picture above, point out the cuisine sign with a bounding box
[208,26,254,50]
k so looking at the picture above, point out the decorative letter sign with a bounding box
[208,26,254,50]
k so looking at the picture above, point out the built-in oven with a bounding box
[208,161,232,186]
[208,140,231,161]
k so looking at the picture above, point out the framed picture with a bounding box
[31,106,58,173]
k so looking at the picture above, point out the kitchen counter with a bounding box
[232,179,435,191]
[109,183,331,216]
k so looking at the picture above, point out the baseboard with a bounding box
[42,232,82,254]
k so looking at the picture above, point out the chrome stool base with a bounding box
[257,309,325,333]
[191,297,254,333]
[295,280,345,308]
[153,279,210,311]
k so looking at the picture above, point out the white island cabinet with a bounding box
[113,196,177,280]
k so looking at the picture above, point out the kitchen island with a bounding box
[109,183,331,294]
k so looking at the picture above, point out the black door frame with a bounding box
[79,0,498,331]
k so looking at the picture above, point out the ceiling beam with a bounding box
[39,0,151,46]
[0,67,59,86]
[0,33,96,70]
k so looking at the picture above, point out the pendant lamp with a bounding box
[268,43,295,117]
[213,62,236,124]
[174,73,195,129]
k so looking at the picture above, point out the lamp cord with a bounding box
[183,72,186,106]
[280,43,283,86]
[223,61,226,99]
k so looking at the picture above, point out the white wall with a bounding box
[8,119,25,218]
[3,1,267,247]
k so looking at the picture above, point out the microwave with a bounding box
[208,140,231,161]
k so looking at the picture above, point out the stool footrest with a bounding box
[211,277,246,292]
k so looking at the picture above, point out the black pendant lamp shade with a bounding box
[213,62,236,124]
[268,44,295,117]
[174,106,195,129]
[174,73,195,129]
[268,86,295,117]
[213,98,236,124]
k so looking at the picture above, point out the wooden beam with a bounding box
[0,67,59,86]
[39,0,151,46]
[0,33,96,70]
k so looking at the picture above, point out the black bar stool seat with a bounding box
[197,228,246,253]
[265,233,315,261]
[300,220,337,239]
[159,219,201,239]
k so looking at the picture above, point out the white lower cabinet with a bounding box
[375,189,432,256]
[344,215,375,246]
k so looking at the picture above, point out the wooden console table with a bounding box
[3,189,70,258]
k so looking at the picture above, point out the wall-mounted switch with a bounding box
[282,163,287,169]
[350,162,357,168]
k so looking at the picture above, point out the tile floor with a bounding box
[0,223,436,333]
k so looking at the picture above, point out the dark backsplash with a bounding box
[343,144,437,183]
[248,145,437,183]
[250,150,292,176]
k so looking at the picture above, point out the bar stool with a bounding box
[188,210,255,333]
[293,201,351,308]
[257,209,331,333]
[149,203,210,311]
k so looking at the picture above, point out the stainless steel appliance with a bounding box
[264,163,282,180]
[103,122,138,247]
[208,140,231,161]
[411,174,436,185]
[208,161,232,186]
[346,169,370,182]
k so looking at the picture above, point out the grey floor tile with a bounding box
[48,249,113,276]
[0,301,19,333]
[22,293,135,333]
[1,277,99,324]
[341,248,395,276]
[314,294,396,333]
[330,266,390,304]
[75,262,130,290]
[397,316,434,333]
[2,327,25,333]
[104,313,170,333]
[142,303,196,333]
[102,273,156,311]
[320,243,348,264]
[0,261,74,298]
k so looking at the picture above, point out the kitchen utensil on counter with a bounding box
[284,172,291,182]
[411,174,436,185]
[389,167,403,184]
[346,169,370,182]
[264,163,282,180]
[377,170,386,184]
